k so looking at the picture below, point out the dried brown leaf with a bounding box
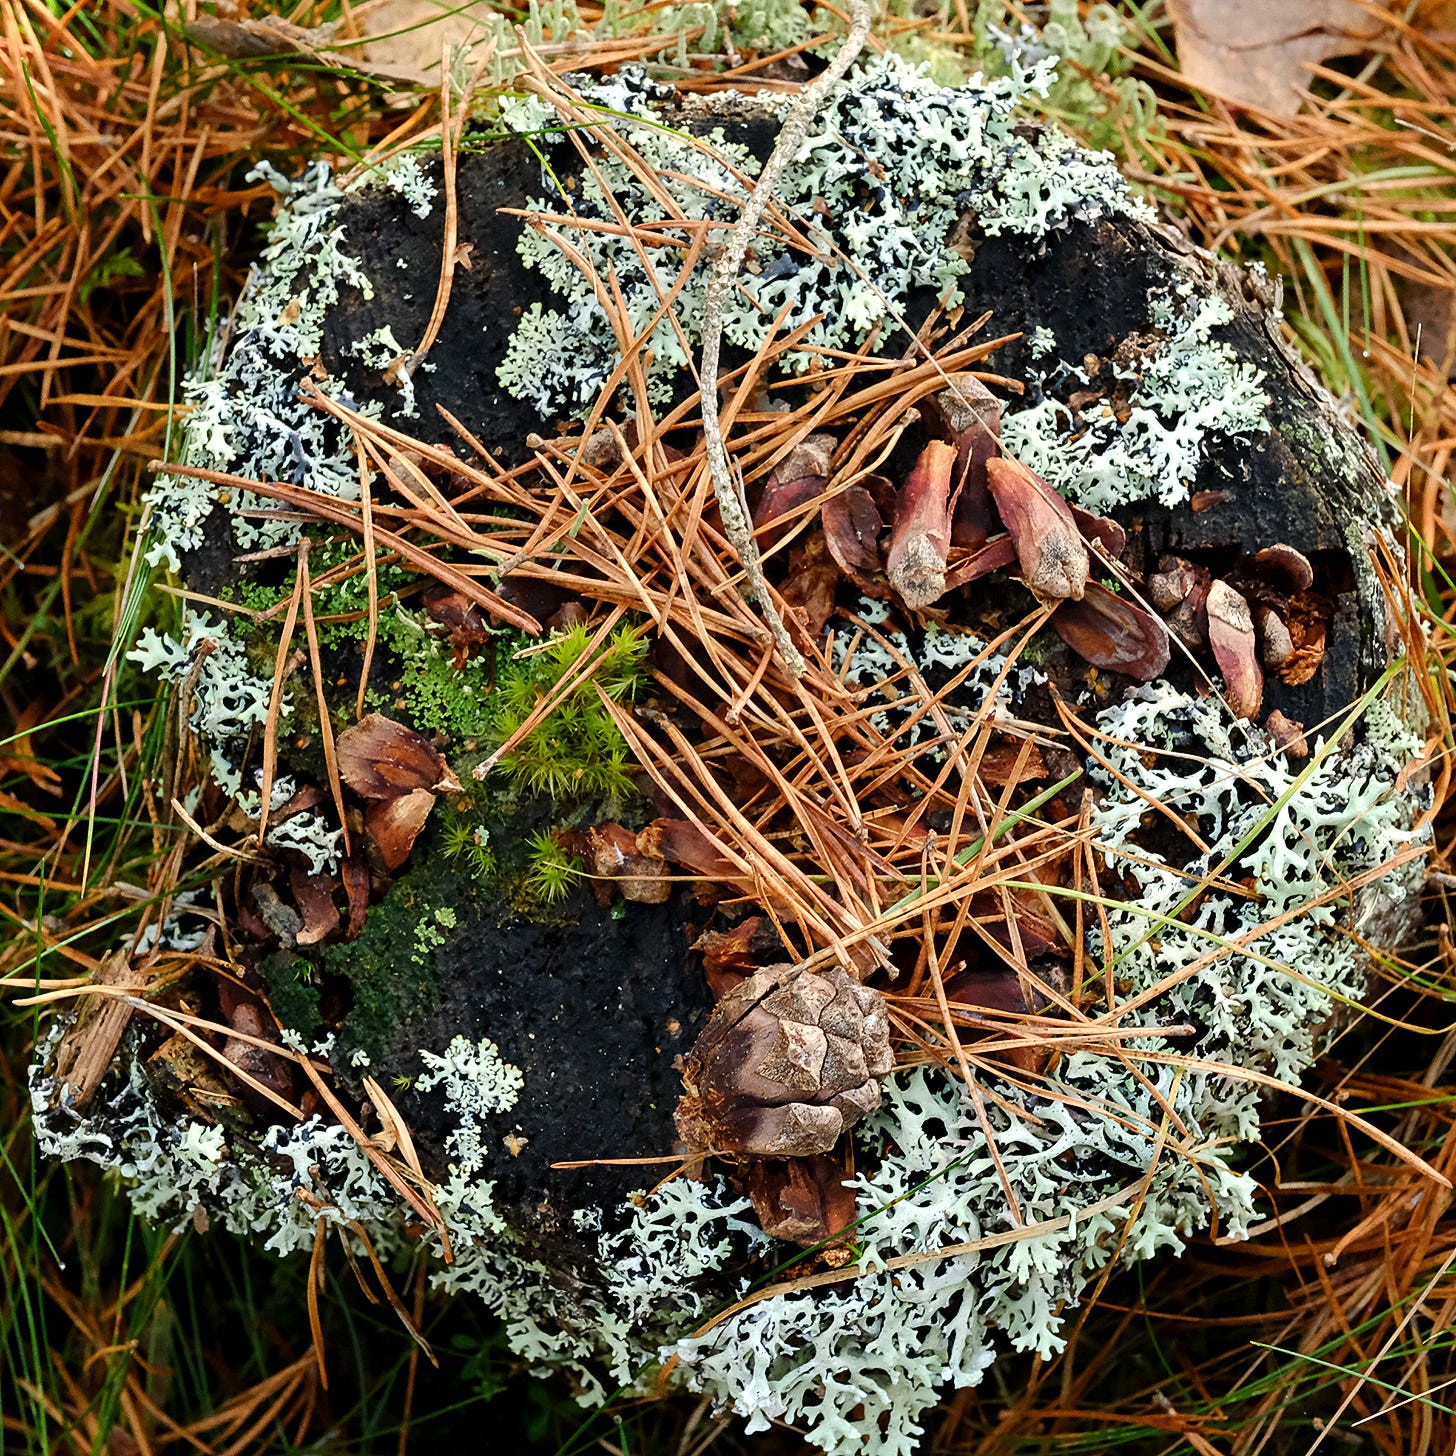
[693,916,782,999]
[1167,0,1388,115]
[741,1155,857,1248]
[585,822,670,904]
[1265,709,1310,758]
[291,867,341,948]
[943,535,1018,591]
[648,819,739,881]
[354,0,499,85]
[342,855,371,941]
[968,888,1065,962]
[221,1001,295,1103]
[942,966,1036,1018]
[1068,504,1126,559]
[820,485,886,590]
[1191,489,1233,512]
[780,532,841,638]
[423,585,493,644]
[980,738,1049,786]
[930,379,1001,551]
[755,475,826,545]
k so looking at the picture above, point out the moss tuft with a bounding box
[321,845,469,1064]
[257,952,323,1039]
[522,831,585,906]
[488,622,647,808]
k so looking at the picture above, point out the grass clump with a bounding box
[441,814,498,882]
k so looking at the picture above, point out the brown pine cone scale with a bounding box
[674,965,894,1158]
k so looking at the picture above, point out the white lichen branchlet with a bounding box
[128,888,211,954]
[349,152,438,220]
[264,812,344,877]
[665,682,1427,1454]
[1001,290,1271,513]
[829,611,1009,762]
[415,1035,525,1175]
[129,616,277,796]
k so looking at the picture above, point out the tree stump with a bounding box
[32,55,1430,1453]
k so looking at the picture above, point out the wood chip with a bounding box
[50,950,148,1111]
[337,713,462,799]
[1206,580,1263,719]
[1052,581,1171,680]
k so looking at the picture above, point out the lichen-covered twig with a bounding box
[697,0,875,678]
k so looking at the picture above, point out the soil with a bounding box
[355,886,713,1258]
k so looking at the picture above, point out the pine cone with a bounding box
[674,965,893,1158]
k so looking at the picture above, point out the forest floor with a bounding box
[3,3,1456,1454]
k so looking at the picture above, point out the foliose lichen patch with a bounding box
[1001,287,1271,513]
[495,54,1154,414]
[129,614,277,797]
[141,161,381,575]
[31,675,1428,1451]
[494,53,1267,517]
[664,683,1427,1453]
[827,601,1012,761]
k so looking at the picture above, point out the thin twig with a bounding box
[697,0,874,676]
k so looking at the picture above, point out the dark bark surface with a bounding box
[363,890,712,1252]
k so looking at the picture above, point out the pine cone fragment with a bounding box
[674,965,894,1158]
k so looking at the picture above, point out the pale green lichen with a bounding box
[496,54,1154,415]
[828,606,1009,762]
[666,680,1427,1454]
[85,50,1426,1456]
[264,811,343,876]
[1027,324,1057,359]
[727,0,816,52]
[415,1035,526,1174]
[141,162,383,573]
[973,0,1160,155]
[349,151,437,220]
[1000,289,1271,513]
[128,614,276,796]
